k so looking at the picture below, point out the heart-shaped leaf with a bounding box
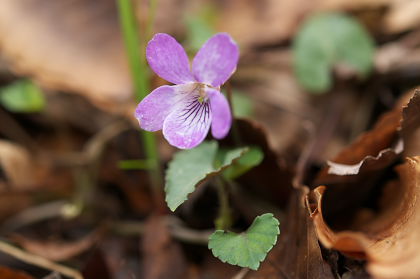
[165,141,248,211]
[293,13,374,93]
[208,213,280,270]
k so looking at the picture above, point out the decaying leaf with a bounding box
[216,0,312,47]
[318,89,417,181]
[401,90,420,156]
[326,139,402,176]
[0,0,131,110]
[0,140,39,191]
[142,216,187,279]
[310,157,420,279]
[0,266,34,279]
[0,0,184,114]
[226,119,293,207]
[11,229,101,262]
[385,0,420,33]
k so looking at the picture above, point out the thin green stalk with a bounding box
[117,0,149,100]
[215,178,232,230]
[117,0,164,209]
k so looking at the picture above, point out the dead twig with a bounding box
[0,241,83,279]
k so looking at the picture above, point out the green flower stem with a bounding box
[117,0,164,208]
[117,0,149,100]
[215,178,232,230]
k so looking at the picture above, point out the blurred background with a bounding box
[0,0,419,278]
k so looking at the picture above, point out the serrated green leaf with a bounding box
[293,13,374,93]
[0,80,46,112]
[223,146,264,180]
[165,141,248,211]
[209,213,280,270]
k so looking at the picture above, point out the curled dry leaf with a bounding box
[319,89,418,181]
[401,90,420,156]
[326,139,403,176]
[310,157,420,279]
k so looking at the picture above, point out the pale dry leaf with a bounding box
[385,0,420,33]
[0,140,38,191]
[0,0,132,110]
[216,0,313,47]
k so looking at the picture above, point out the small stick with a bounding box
[0,241,83,279]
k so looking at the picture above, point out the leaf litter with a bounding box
[0,0,420,278]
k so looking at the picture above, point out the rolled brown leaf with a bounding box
[310,157,420,279]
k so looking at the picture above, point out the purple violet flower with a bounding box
[135,33,239,149]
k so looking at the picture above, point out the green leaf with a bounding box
[209,213,280,270]
[293,13,374,93]
[165,141,248,211]
[0,80,46,112]
[223,146,264,180]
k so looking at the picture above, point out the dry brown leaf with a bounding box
[316,0,393,10]
[0,0,187,114]
[142,216,187,279]
[326,140,402,175]
[375,31,420,74]
[316,90,417,185]
[0,266,34,279]
[0,0,131,110]
[385,0,420,33]
[234,50,310,154]
[320,90,420,177]
[216,0,313,47]
[0,140,39,191]
[11,230,100,262]
[223,119,293,207]
[310,157,420,279]
[401,90,420,156]
[245,187,334,279]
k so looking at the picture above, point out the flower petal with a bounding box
[163,95,212,149]
[146,33,194,84]
[135,84,196,131]
[192,33,239,87]
[207,88,232,139]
